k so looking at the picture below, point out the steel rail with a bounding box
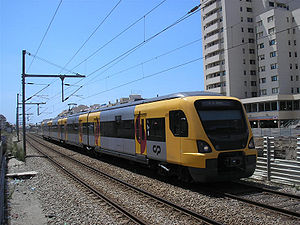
[29,134,223,225]
[233,181,300,200]
[27,137,147,225]
[221,192,300,218]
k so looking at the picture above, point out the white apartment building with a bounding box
[201,0,300,127]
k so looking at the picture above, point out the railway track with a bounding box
[201,181,300,219]
[27,134,222,225]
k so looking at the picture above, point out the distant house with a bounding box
[0,114,6,130]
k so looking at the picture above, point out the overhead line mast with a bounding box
[21,49,85,161]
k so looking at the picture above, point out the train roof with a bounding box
[54,91,222,119]
[91,91,221,112]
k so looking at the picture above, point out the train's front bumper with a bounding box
[188,154,256,182]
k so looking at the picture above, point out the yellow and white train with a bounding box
[41,92,257,182]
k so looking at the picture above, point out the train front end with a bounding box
[181,96,257,182]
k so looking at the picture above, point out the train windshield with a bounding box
[194,99,248,150]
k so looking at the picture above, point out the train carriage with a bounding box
[42,92,257,182]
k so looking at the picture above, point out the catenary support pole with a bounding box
[16,93,19,141]
[22,50,26,160]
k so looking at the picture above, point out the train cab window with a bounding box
[169,110,188,137]
[146,118,166,142]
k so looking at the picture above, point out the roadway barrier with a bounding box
[253,137,300,186]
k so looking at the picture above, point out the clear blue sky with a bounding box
[0,0,203,124]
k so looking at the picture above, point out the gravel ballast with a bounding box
[6,137,300,224]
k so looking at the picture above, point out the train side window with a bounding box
[146,118,166,142]
[169,110,188,137]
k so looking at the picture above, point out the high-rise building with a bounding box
[200,0,300,127]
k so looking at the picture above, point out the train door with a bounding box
[135,113,147,155]
[167,110,188,164]
[79,120,83,144]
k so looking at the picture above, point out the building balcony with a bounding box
[205,54,224,65]
[204,30,223,43]
[204,12,218,24]
[205,42,224,53]
[205,64,225,75]
[205,22,221,34]
[203,1,219,14]
[205,74,224,84]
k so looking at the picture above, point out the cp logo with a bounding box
[153,145,161,155]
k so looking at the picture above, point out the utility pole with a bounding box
[16,93,20,141]
[21,49,85,160]
[22,50,26,158]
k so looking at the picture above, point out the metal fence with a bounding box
[252,128,300,137]
[253,137,300,186]
[0,140,6,224]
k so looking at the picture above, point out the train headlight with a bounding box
[248,137,255,149]
[197,140,212,153]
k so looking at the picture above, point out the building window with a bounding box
[257,31,263,39]
[257,20,262,26]
[293,28,296,34]
[291,88,294,93]
[269,39,276,45]
[250,70,256,75]
[272,87,279,94]
[247,17,253,22]
[261,78,266,83]
[267,16,274,23]
[270,63,277,70]
[271,75,278,81]
[294,40,297,45]
[259,66,266,72]
[290,64,293,69]
[247,7,252,12]
[248,28,254,33]
[295,52,298,57]
[269,2,275,7]
[291,76,293,81]
[296,64,298,69]
[244,81,247,86]
[241,17,243,22]
[268,27,275,34]
[260,89,267,95]
[249,38,254,43]
[249,49,255,54]
[251,81,257,86]
[259,43,264,48]
[244,70,247,75]
[258,55,265,61]
[250,60,256,64]
[289,52,292,57]
[270,51,276,57]
[296,75,299,81]
[241,27,244,32]
[287,17,289,22]
[240,7,243,12]
[252,92,257,97]
[288,40,291,45]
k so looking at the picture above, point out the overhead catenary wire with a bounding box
[69,0,168,72]
[59,0,123,74]
[26,0,63,73]
[36,0,295,119]
[62,24,300,105]
[24,0,124,108]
